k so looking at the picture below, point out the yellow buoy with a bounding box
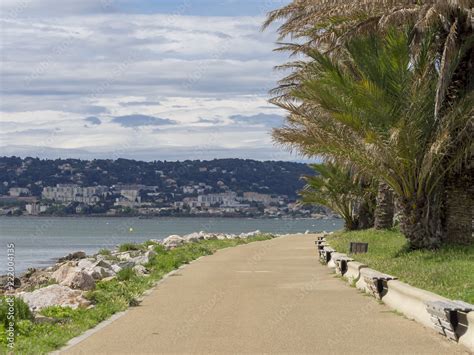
[129,227,134,232]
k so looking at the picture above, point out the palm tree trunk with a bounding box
[374,182,394,229]
[344,218,357,231]
[398,196,442,249]
[443,167,474,245]
[356,199,374,230]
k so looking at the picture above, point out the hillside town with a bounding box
[0,157,335,218]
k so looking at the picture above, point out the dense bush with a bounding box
[0,296,33,326]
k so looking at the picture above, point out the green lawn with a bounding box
[0,234,273,354]
[326,229,474,304]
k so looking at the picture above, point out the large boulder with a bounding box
[0,275,21,291]
[64,271,95,290]
[77,258,96,270]
[111,264,123,273]
[89,266,115,280]
[52,262,95,290]
[241,230,261,238]
[130,250,157,266]
[183,232,203,243]
[19,284,91,312]
[115,252,133,261]
[162,235,186,249]
[203,233,218,240]
[77,258,115,280]
[51,262,78,282]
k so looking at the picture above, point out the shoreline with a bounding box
[0,214,338,220]
[0,230,282,286]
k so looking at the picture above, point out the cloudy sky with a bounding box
[0,0,305,162]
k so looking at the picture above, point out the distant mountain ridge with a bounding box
[0,156,314,199]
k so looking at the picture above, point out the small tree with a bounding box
[300,162,376,230]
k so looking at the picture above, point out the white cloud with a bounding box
[0,10,291,161]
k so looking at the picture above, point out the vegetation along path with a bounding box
[62,234,467,354]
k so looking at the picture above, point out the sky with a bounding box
[0,0,305,162]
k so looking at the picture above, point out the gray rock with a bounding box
[89,266,115,280]
[17,269,52,293]
[117,261,135,269]
[19,284,91,312]
[239,230,261,238]
[0,275,21,290]
[64,271,95,290]
[58,251,86,263]
[203,233,218,240]
[183,232,203,243]
[216,234,227,240]
[115,252,132,261]
[131,250,157,266]
[162,235,186,249]
[77,258,115,281]
[95,259,113,269]
[101,276,116,282]
[111,264,123,273]
[132,265,148,276]
[77,258,96,270]
[52,262,95,290]
[51,262,78,283]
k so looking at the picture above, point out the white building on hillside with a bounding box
[197,192,237,206]
[9,187,30,197]
[42,184,108,205]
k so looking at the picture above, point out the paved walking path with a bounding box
[63,234,467,354]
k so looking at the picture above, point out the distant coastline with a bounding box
[0,214,338,220]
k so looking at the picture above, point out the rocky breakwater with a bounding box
[1,230,267,317]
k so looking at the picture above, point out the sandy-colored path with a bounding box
[63,234,468,354]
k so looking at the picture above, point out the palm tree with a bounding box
[264,0,473,245]
[272,30,473,249]
[300,162,376,231]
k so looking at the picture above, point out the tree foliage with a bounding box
[301,162,376,230]
[270,28,473,248]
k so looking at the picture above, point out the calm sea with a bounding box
[0,216,343,274]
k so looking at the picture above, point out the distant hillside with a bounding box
[0,157,314,199]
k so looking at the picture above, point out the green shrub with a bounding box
[153,243,167,255]
[116,267,136,281]
[41,306,76,320]
[98,248,111,256]
[118,242,144,252]
[0,296,33,326]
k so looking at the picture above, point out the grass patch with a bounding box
[115,267,136,282]
[1,234,274,354]
[98,248,111,256]
[326,229,474,303]
[117,242,144,252]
